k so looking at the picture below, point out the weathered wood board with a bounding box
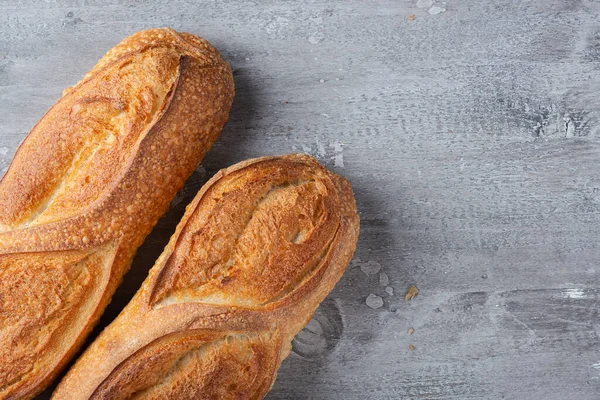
[1,0,600,398]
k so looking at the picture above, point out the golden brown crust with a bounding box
[53,154,359,400]
[0,28,234,399]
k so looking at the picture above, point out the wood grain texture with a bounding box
[1,0,600,399]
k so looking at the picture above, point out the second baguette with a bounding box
[53,154,359,399]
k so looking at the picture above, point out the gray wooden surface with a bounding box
[2,0,600,399]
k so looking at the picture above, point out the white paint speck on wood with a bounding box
[428,6,446,15]
[562,288,586,299]
[366,294,384,309]
[416,0,433,8]
[356,260,381,276]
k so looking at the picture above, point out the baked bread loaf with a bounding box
[0,28,234,399]
[52,154,359,399]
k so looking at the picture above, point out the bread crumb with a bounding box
[407,15,416,21]
[407,327,414,335]
[405,285,419,301]
[409,344,415,350]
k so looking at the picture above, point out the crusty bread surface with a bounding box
[0,28,234,399]
[52,154,359,400]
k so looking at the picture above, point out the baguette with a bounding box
[53,154,359,400]
[0,28,234,399]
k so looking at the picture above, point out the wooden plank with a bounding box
[0,0,599,398]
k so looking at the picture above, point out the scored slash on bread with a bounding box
[52,154,360,400]
[0,28,234,399]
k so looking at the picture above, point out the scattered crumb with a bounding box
[408,327,415,335]
[405,285,419,301]
[245,57,250,61]
[385,286,394,296]
[409,344,415,351]
[319,79,325,83]
[366,293,384,309]
[407,14,416,21]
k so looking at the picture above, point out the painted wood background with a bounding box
[1,0,600,398]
